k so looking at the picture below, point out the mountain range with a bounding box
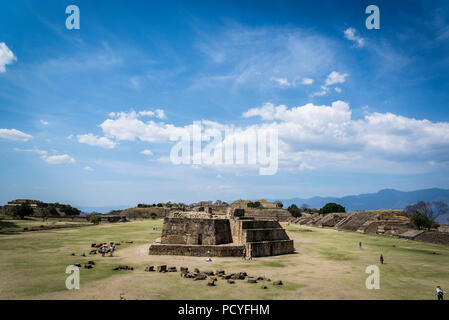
[271,188,449,224]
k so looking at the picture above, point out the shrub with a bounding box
[89,215,102,225]
[150,213,157,220]
[319,203,346,215]
[287,204,301,217]
[10,203,34,219]
[409,212,432,230]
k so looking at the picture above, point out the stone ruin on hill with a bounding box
[149,208,295,257]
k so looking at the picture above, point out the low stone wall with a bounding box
[244,228,290,242]
[149,243,245,257]
[247,240,295,257]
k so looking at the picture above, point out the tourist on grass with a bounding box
[101,244,106,257]
[437,286,444,300]
[380,254,384,264]
[359,242,362,249]
[242,248,246,260]
[110,242,115,257]
[249,249,253,261]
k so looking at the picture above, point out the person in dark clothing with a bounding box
[380,254,384,264]
[242,248,246,260]
[359,242,362,249]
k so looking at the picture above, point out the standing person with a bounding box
[380,254,384,264]
[110,242,115,257]
[359,242,362,249]
[242,247,246,260]
[101,244,106,257]
[437,286,444,300]
[249,248,253,261]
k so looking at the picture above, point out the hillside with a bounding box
[274,188,449,224]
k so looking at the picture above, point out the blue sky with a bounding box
[1,0,449,210]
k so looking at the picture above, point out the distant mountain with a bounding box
[272,188,449,224]
[76,205,130,214]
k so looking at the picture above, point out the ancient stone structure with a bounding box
[149,209,294,257]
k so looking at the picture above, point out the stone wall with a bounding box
[160,217,232,245]
[247,240,294,257]
[149,244,244,257]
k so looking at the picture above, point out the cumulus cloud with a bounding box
[344,28,365,48]
[0,42,17,72]
[325,71,349,86]
[83,101,449,174]
[76,133,117,149]
[40,120,49,125]
[42,154,75,165]
[83,166,94,171]
[0,128,32,141]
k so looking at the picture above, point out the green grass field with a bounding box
[0,218,448,300]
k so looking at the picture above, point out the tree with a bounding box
[287,204,301,217]
[89,215,102,225]
[41,208,51,222]
[150,213,157,220]
[157,203,163,207]
[405,201,448,230]
[247,201,261,208]
[319,203,346,215]
[10,203,34,219]
[409,212,432,230]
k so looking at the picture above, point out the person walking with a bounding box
[437,286,444,300]
[359,242,362,249]
[101,244,106,257]
[249,248,253,261]
[380,254,384,264]
[242,248,246,260]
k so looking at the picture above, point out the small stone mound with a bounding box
[114,265,134,271]
[157,265,167,272]
[273,280,283,285]
[168,266,177,272]
[145,266,155,272]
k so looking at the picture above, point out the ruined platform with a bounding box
[149,209,295,257]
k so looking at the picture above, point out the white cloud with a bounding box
[334,87,342,93]
[0,42,17,73]
[271,77,291,87]
[85,101,449,175]
[301,78,314,85]
[325,71,349,86]
[83,166,94,171]
[76,133,117,149]
[140,149,153,156]
[42,154,75,165]
[344,28,365,48]
[0,128,32,141]
[40,120,49,125]
[155,109,166,119]
[13,147,47,155]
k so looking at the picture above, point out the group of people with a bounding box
[99,242,116,257]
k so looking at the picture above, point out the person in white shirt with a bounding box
[436,286,444,300]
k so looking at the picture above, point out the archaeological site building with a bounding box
[149,208,295,257]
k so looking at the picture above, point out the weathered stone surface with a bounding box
[168,266,177,272]
[194,273,207,280]
[261,285,268,289]
[207,279,216,286]
[204,270,214,276]
[216,270,225,275]
[157,265,167,272]
[149,210,295,257]
[180,266,188,273]
[194,268,200,273]
[248,278,257,283]
[273,280,283,285]
[145,266,155,272]
[227,279,235,284]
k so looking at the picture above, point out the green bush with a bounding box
[89,215,102,225]
[319,203,346,215]
[10,203,34,219]
[287,204,301,217]
[410,212,432,230]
